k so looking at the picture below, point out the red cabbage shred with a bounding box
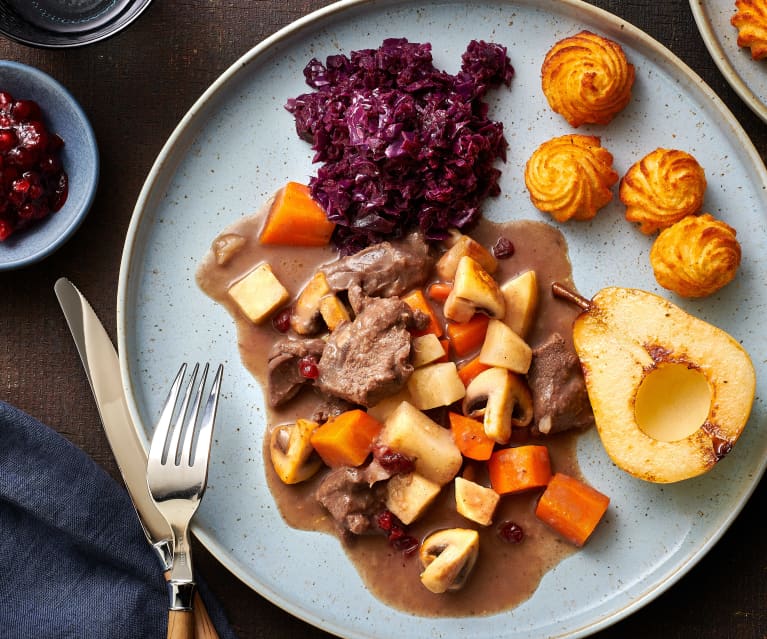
[286,38,514,254]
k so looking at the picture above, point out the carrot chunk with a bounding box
[427,282,453,303]
[457,355,491,386]
[535,473,610,547]
[437,338,450,363]
[402,289,443,337]
[446,314,490,356]
[259,182,335,246]
[487,445,551,495]
[449,412,495,461]
[310,409,383,467]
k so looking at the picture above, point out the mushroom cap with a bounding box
[463,367,533,444]
[419,528,480,593]
[444,256,505,323]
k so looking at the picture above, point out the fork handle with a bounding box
[164,570,220,639]
[167,610,194,639]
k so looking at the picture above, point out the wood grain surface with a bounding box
[1,1,765,638]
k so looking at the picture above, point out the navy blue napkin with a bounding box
[0,400,237,639]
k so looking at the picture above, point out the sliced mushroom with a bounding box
[443,256,505,323]
[419,528,480,593]
[463,367,533,444]
[508,374,534,427]
[269,419,323,484]
[290,272,332,335]
[319,293,351,331]
[436,232,498,280]
[212,233,246,266]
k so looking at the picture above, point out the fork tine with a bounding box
[169,363,199,465]
[179,363,208,466]
[148,363,187,466]
[190,363,223,468]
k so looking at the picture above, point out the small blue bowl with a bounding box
[0,61,99,270]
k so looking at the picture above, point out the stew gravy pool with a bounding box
[197,211,592,617]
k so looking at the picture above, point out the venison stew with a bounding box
[196,202,604,616]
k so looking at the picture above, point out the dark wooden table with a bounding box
[1,1,765,638]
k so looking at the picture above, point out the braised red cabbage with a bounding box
[286,38,513,254]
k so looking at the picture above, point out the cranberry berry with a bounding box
[492,236,515,259]
[376,509,419,556]
[497,520,525,543]
[0,91,68,241]
[271,306,293,333]
[297,355,320,379]
[373,444,415,475]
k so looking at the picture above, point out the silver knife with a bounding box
[54,277,220,639]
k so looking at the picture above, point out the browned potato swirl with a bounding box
[650,214,742,297]
[620,148,707,234]
[731,0,767,60]
[541,30,635,127]
[524,134,618,222]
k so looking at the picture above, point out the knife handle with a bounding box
[167,610,194,639]
[164,570,220,639]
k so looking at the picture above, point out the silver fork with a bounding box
[147,363,224,639]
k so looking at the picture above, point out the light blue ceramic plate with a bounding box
[0,61,99,270]
[118,1,767,637]
[691,0,767,123]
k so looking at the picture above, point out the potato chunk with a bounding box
[501,270,538,338]
[411,333,447,368]
[228,263,289,324]
[379,401,463,486]
[479,319,532,374]
[407,361,466,410]
[454,477,500,526]
[386,472,441,525]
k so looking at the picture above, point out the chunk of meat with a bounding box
[317,293,428,407]
[316,465,389,537]
[527,332,594,436]
[267,337,326,407]
[311,396,358,424]
[321,233,434,298]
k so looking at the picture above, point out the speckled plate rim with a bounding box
[689,0,767,123]
[0,60,99,270]
[116,1,767,638]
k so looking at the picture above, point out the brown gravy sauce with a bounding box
[197,212,587,617]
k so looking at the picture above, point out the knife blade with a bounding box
[55,277,220,639]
